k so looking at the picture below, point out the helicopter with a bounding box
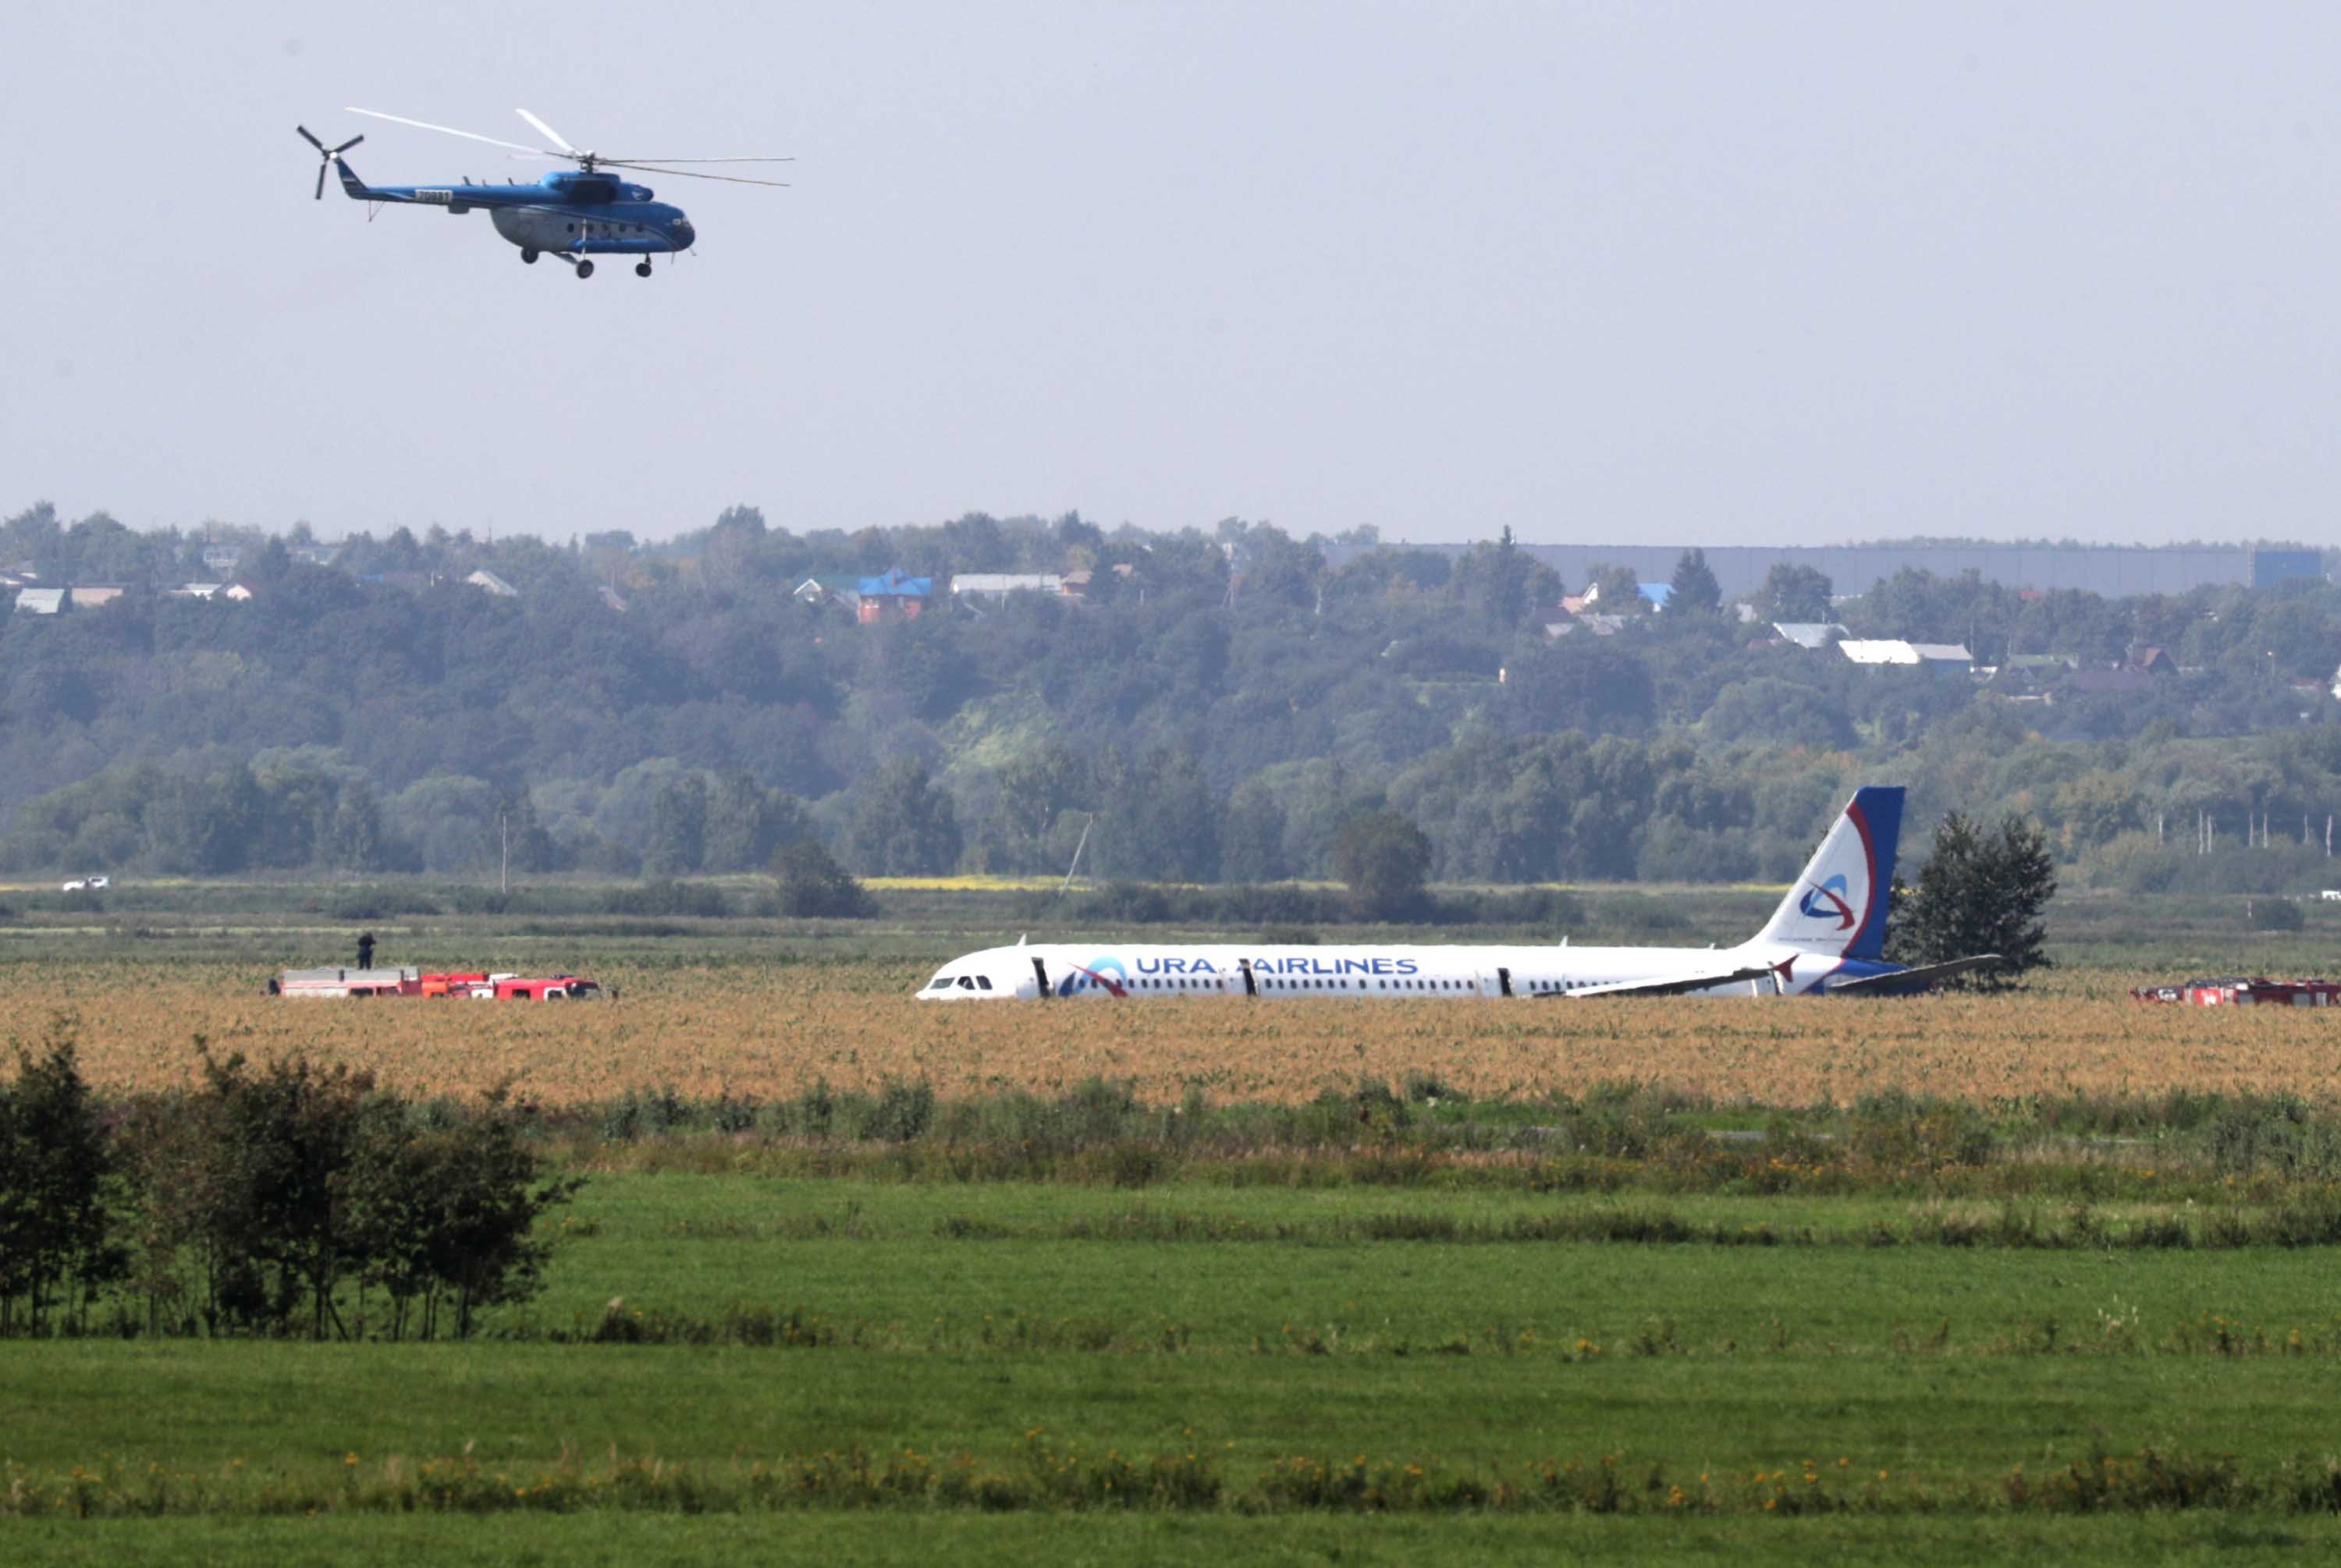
[298,108,789,278]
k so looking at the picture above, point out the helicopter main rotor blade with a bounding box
[332,134,364,155]
[314,162,328,200]
[598,161,790,187]
[345,106,549,156]
[601,156,795,165]
[515,108,577,154]
[297,125,326,152]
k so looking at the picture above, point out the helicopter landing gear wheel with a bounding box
[575,260,595,279]
[635,261,652,278]
[520,247,538,264]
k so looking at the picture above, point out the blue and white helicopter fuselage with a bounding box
[300,108,787,279]
[338,161,693,275]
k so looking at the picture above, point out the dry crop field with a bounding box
[12,959,2341,1107]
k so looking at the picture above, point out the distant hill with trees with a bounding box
[7,499,2341,896]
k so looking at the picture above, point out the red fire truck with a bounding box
[2130,977,2341,1007]
[278,968,601,1000]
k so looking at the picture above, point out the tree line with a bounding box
[0,1031,574,1339]
[7,502,2341,893]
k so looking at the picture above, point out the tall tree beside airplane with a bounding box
[1332,811,1433,921]
[1888,813,2055,992]
[918,787,2004,1001]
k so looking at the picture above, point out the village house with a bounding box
[1837,639,1974,672]
[950,573,1065,604]
[855,568,932,623]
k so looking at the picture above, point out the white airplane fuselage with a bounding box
[918,936,1853,1001]
[912,786,1991,1003]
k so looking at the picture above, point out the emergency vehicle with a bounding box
[276,967,600,999]
[2130,977,2341,1006]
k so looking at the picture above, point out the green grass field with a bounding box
[9,881,2341,1561]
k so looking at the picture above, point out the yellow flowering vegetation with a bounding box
[12,959,2341,1109]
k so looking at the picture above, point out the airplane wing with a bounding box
[1546,966,1778,999]
[1824,955,2002,995]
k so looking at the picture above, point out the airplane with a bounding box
[298,108,790,278]
[916,785,2000,1001]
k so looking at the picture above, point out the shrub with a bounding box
[0,1028,121,1334]
[769,840,874,919]
[329,890,442,921]
[2245,898,2305,932]
[606,879,730,918]
[92,1049,580,1342]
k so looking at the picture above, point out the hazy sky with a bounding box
[7,2,2341,547]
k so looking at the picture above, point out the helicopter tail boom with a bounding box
[332,157,378,200]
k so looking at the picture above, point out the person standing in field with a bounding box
[357,931,375,969]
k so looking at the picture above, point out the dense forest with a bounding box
[6,500,2341,894]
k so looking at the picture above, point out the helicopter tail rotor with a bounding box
[297,126,364,200]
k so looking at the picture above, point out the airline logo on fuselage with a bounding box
[1121,955,1422,976]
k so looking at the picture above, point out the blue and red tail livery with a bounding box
[1759,785,1902,960]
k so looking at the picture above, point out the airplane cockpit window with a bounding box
[927,970,954,989]
[975,976,993,990]
[957,976,976,990]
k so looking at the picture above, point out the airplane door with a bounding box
[1495,966,1515,998]
[1029,956,1052,999]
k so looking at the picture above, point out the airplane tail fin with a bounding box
[1753,786,1904,960]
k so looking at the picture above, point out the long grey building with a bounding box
[1319,542,2326,600]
